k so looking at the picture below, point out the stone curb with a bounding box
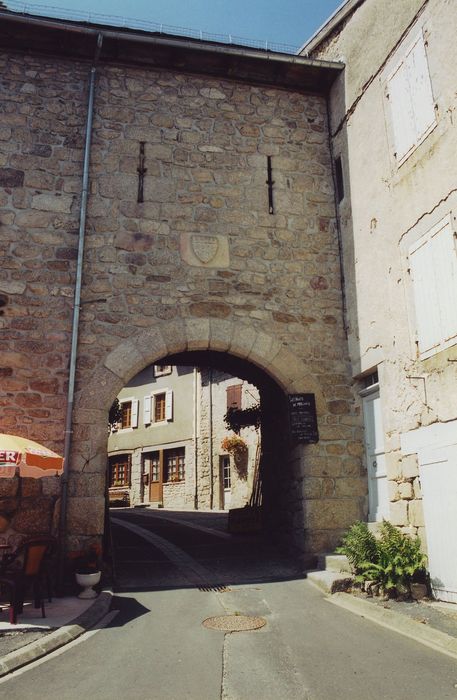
[328,592,457,660]
[0,589,113,678]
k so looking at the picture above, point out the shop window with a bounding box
[109,456,130,487]
[164,447,185,482]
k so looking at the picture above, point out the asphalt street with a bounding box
[0,509,456,700]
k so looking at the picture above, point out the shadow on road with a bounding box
[109,508,313,594]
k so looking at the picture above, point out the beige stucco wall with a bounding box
[308,0,457,540]
[107,364,196,507]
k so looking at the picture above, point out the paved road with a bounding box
[1,509,456,700]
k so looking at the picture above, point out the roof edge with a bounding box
[0,9,340,70]
[0,9,344,93]
[298,0,366,56]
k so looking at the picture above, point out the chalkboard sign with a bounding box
[288,393,319,443]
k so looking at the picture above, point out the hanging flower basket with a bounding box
[221,435,248,458]
[221,435,249,479]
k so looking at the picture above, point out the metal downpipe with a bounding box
[193,367,199,510]
[209,368,214,510]
[58,34,103,590]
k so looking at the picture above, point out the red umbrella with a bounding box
[0,434,64,478]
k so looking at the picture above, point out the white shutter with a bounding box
[431,221,457,342]
[407,35,435,142]
[409,238,441,353]
[131,399,139,428]
[143,395,151,425]
[388,59,415,160]
[165,389,173,421]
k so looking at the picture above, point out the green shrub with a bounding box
[337,520,427,595]
[336,521,378,575]
[358,520,427,591]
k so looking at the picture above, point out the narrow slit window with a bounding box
[335,156,344,203]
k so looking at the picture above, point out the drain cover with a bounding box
[198,585,229,593]
[202,615,266,632]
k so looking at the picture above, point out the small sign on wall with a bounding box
[288,394,319,444]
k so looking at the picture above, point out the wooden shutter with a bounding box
[226,384,242,410]
[431,220,457,343]
[387,33,435,162]
[408,35,435,142]
[388,58,415,160]
[409,217,457,354]
[143,395,151,424]
[131,399,139,428]
[165,389,173,421]
[410,237,440,353]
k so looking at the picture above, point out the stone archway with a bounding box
[66,318,364,559]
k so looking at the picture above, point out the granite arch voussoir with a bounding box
[76,319,315,422]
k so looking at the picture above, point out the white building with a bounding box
[302,0,457,601]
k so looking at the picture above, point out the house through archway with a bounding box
[106,350,290,538]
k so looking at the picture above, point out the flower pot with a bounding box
[76,571,101,599]
[410,582,428,601]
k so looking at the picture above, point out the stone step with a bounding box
[317,553,351,574]
[307,570,353,594]
[367,521,383,536]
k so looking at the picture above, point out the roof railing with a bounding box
[2,0,300,54]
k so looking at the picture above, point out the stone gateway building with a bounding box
[1,0,456,599]
[0,9,364,563]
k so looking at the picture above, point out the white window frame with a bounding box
[408,214,457,358]
[118,397,138,431]
[153,365,172,378]
[386,31,436,165]
[144,389,173,425]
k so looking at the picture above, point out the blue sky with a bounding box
[5,0,344,50]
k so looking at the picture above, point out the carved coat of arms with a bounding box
[191,235,219,264]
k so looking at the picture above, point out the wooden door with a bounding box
[419,445,457,602]
[148,451,163,504]
[220,455,231,510]
[362,389,388,521]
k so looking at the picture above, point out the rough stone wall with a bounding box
[129,450,142,506]
[1,48,366,555]
[197,378,212,509]
[0,52,87,448]
[163,481,187,510]
[0,475,60,549]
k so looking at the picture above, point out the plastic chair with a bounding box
[0,537,56,624]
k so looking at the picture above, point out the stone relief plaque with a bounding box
[180,233,229,268]
[192,235,219,264]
